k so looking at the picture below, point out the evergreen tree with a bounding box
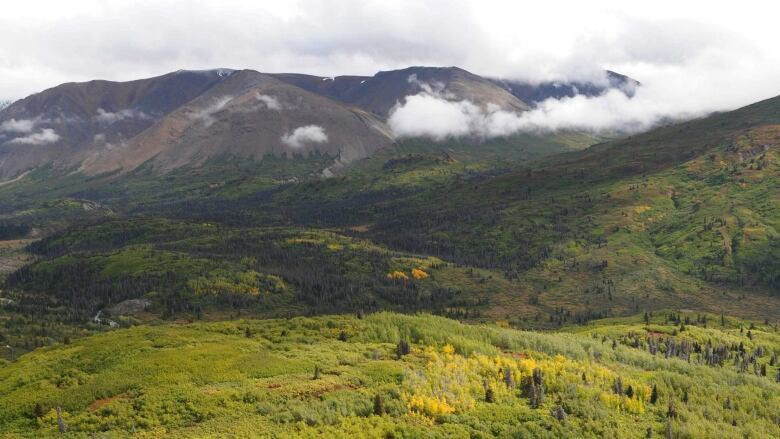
[396,339,410,358]
[650,385,659,404]
[485,386,495,403]
[551,405,567,421]
[614,376,623,395]
[34,402,44,419]
[503,366,515,388]
[373,394,384,415]
[528,368,545,409]
[666,400,677,419]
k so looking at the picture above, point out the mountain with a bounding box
[0,66,637,182]
[272,67,639,116]
[80,70,393,177]
[272,66,530,118]
[0,69,394,180]
[0,69,232,179]
[491,70,640,105]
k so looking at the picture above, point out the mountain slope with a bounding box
[114,92,780,321]
[0,66,638,182]
[0,70,232,179]
[273,67,640,118]
[272,66,530,118]
[80,70,394,177]
[491,70,640,104]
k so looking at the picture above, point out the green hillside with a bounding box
[1,312,778,438]
[6,95,780,327]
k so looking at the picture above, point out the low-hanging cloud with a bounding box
[388,74,535,139]
[7,128,60,145]
[389,72,723,139]
[95,108,150,124]
[0,118,36,133]
[255,93,282,111]
[190,96,232,127]
[281,125,328,148]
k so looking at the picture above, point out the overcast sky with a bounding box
[2,0,780,132]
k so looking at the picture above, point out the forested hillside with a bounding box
[1,312,778,438]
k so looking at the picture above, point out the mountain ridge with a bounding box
[0,66,639,181]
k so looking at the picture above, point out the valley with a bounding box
[1,64,780,438]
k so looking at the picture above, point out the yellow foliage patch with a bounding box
[411,268,429,279]
[387,271,409,280]
[406,394,456,416]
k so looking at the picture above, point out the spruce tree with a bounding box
[666,400,677,419]
[503,366,515,389]
[485,386,495,403]
[614,377,623,395]
[650,385,659,404]
[528,368,544,409]
[373,394,384,415]
[34,402,44,419]
[396,340,410,358]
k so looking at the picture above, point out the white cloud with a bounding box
[255,93,282,110]
[95,108,149,124]
[190,96,232,127]
[388,94,474,140]
[407,73,452,98]
[281,125,328,148]
[7,128,60,145]
[0,118,36,133]
[390,71,745,138]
